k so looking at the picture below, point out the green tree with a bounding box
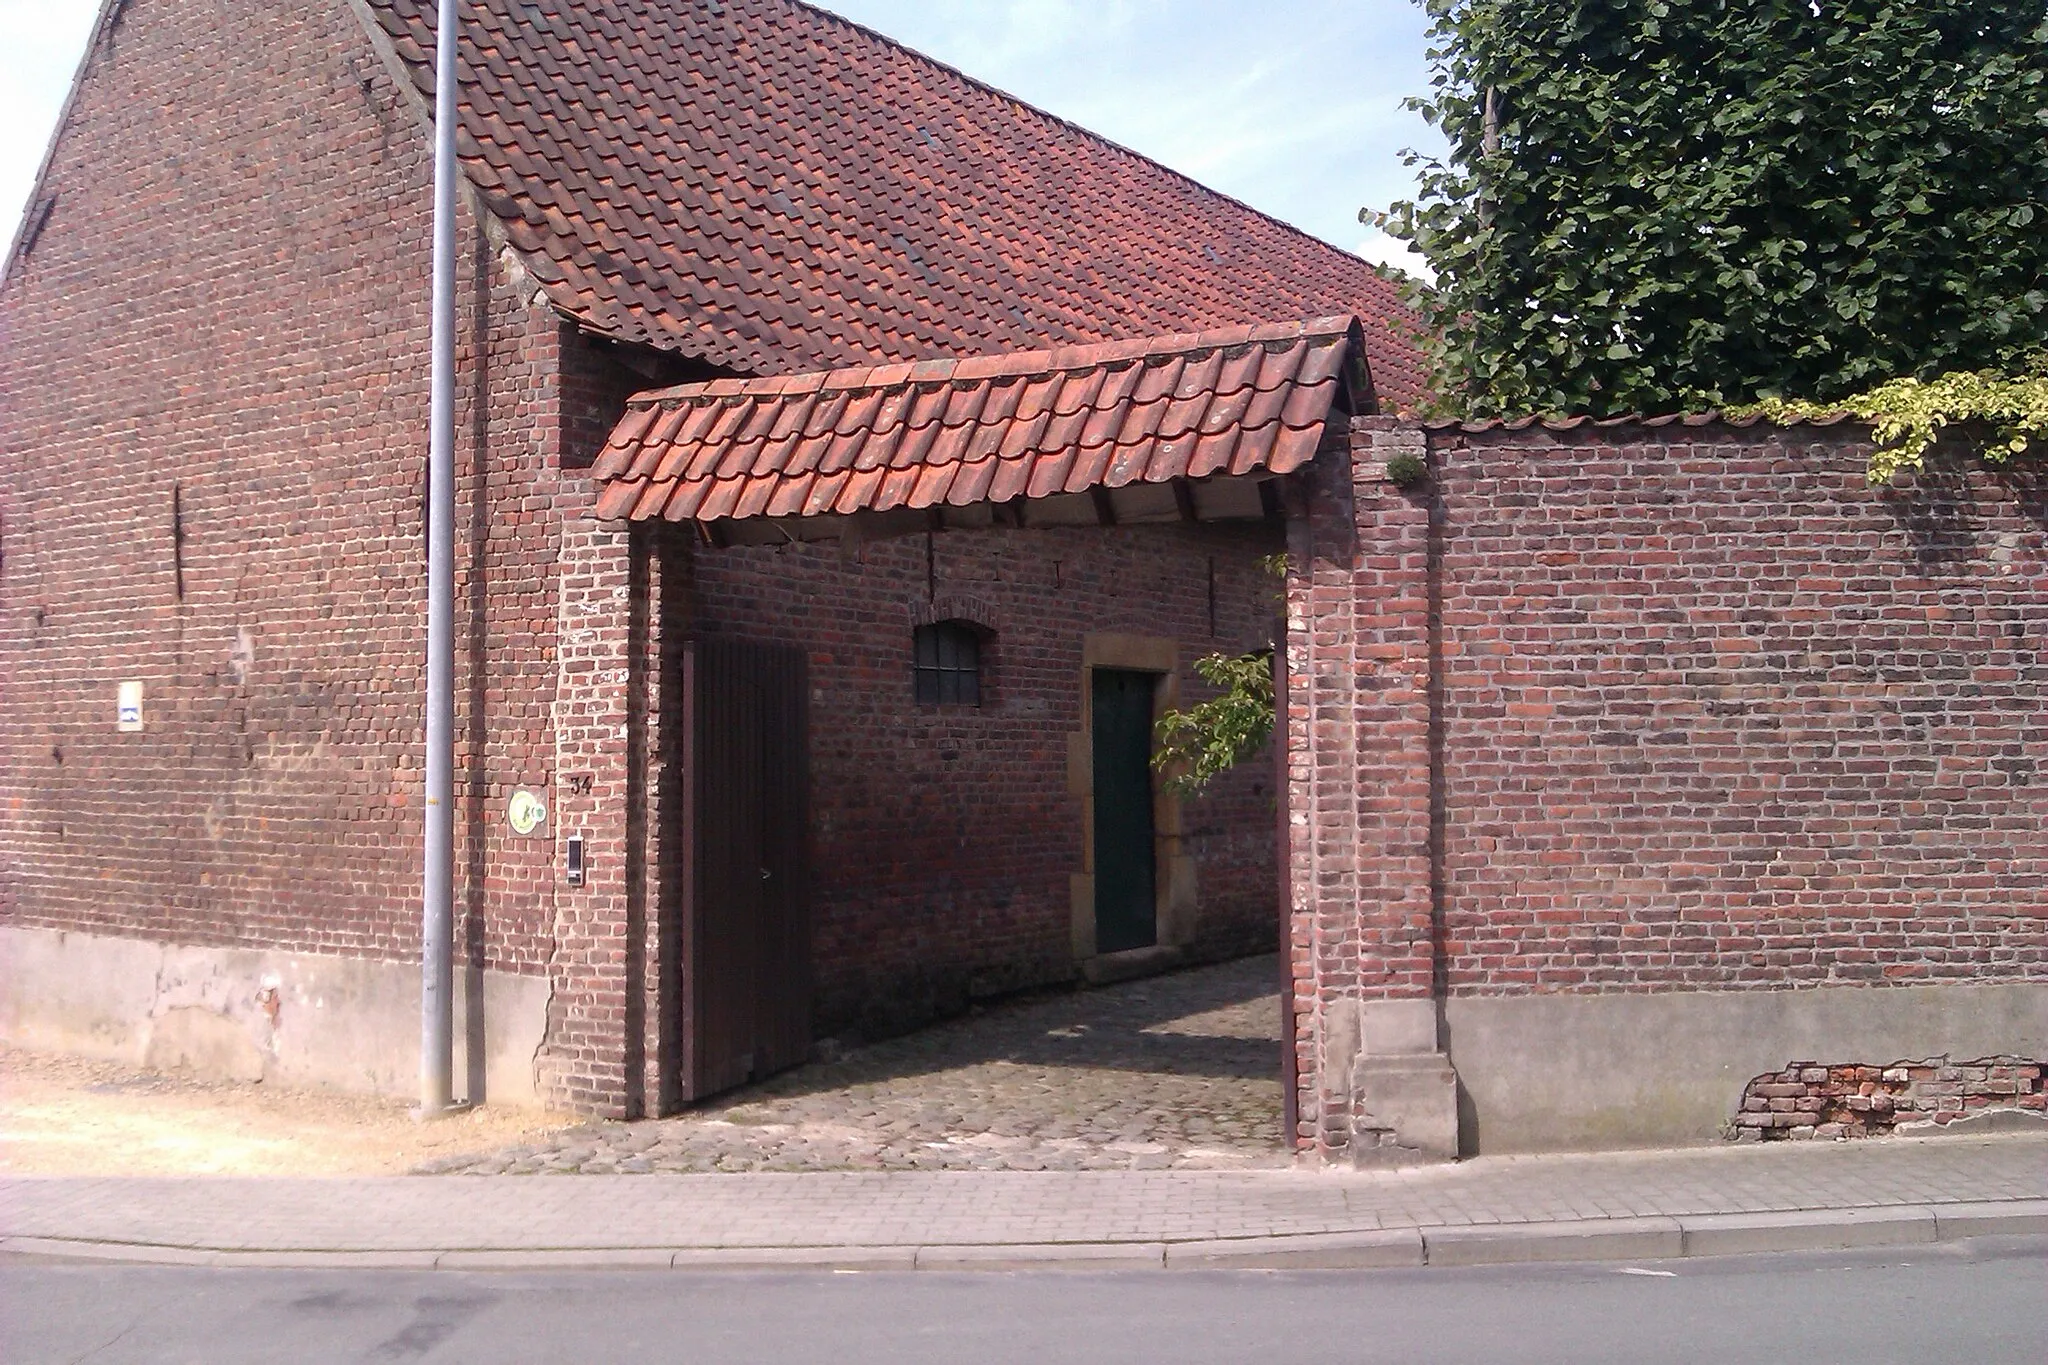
[1153,651,1275,796]
[1377,1,2048,418]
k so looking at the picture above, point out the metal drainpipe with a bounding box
[420,0,460,1116]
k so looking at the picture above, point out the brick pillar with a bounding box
[1285,417,1459,1162]
[545,509,661,1116]
[641,526,691,1116]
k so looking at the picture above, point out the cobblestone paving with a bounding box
[422,955,1288,1175]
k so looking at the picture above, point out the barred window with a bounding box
[913,621,982,706]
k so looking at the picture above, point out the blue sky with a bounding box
[3,0,1441,269]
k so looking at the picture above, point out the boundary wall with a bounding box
[1288,417,2048,1155]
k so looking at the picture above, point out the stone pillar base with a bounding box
[1349,1051,1460,1166]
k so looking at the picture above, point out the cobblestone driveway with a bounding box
[423,954,1288,1174]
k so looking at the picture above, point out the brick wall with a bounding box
[0,1,566,979]
[1283,425,1437,1151]
[1733,1057,2045,1139]
[1430,422,2046,993]
[1289,416,2048,1151]
[694,520,1286,1041]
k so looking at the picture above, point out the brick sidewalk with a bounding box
[4,1134,2042,1269]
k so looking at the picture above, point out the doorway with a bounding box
[1091,667,1159,955]
[677,636,811,1102]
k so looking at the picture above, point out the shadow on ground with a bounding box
[753,951,1285,1102]
[422,953,1289,1173]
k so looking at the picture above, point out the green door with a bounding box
[1091,668,1158,955]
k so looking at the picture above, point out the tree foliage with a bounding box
[1376,1,2048,418]
[1153,652,1275,796]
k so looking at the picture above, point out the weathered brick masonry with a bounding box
[1732,1057,2045,1139]
[1,0,561,975]
[1290,417,2048,1154]
[1430,423,2045,991]
[15,1,2036,1140]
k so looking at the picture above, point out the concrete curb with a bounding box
[1165,1229,1424,1270]
[1424,1216,1684,1267]
[1676,1205,1937,1258]
[5,1200,2044,1272]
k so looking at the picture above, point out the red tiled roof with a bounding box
[590,317,1361,525]
[359,1,1427,409]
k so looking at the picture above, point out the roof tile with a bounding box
[887,418,944,470]
[987,456,1034,504]
[910,460,959,508]
[939,383,992,430]
[946,458,1000,506]
[631,479,676,521]
[1131,357,1185,406]
[874,462,923,512]
[595,477,647,520]
[1107,437,1158,487]
[1032,446,1080,499]
[662,477,714,522]
[1263,421,1324,476]
[1171,350,1225,401]
[373,3,1432,405]
[1187,426,1242,480]
[804,469,850,516]
[595,318,1359,524]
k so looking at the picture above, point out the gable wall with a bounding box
[0,0,570,996]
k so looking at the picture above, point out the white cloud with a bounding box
[1352,227,1434,281]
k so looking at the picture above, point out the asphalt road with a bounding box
[3,1241,2042,1364]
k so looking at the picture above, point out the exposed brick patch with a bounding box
[1731,1057,2046,1140]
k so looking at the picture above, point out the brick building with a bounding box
[0,0,1413,1115]
[5,0,2042,1152]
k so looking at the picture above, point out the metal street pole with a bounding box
[421,0,459,1116]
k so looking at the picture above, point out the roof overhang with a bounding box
[591,316,1367,544]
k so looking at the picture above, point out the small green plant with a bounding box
[1153,651,1275,796]
[1736,361,2047,486]
[1385,451,1428,487]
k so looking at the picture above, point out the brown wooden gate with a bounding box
[677,636,811,1102]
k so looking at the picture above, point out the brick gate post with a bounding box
[1285,417,1460,1162]
[545,511,662,1116]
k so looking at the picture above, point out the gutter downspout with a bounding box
[420,0,459,1116]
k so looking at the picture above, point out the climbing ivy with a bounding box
[1738,363,2047,485]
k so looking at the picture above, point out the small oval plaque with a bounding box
[507,789,547,836]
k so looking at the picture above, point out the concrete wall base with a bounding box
[0,926,552,1109]
[1350,1052,1461,1166]
[1444,981,2048,1153]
